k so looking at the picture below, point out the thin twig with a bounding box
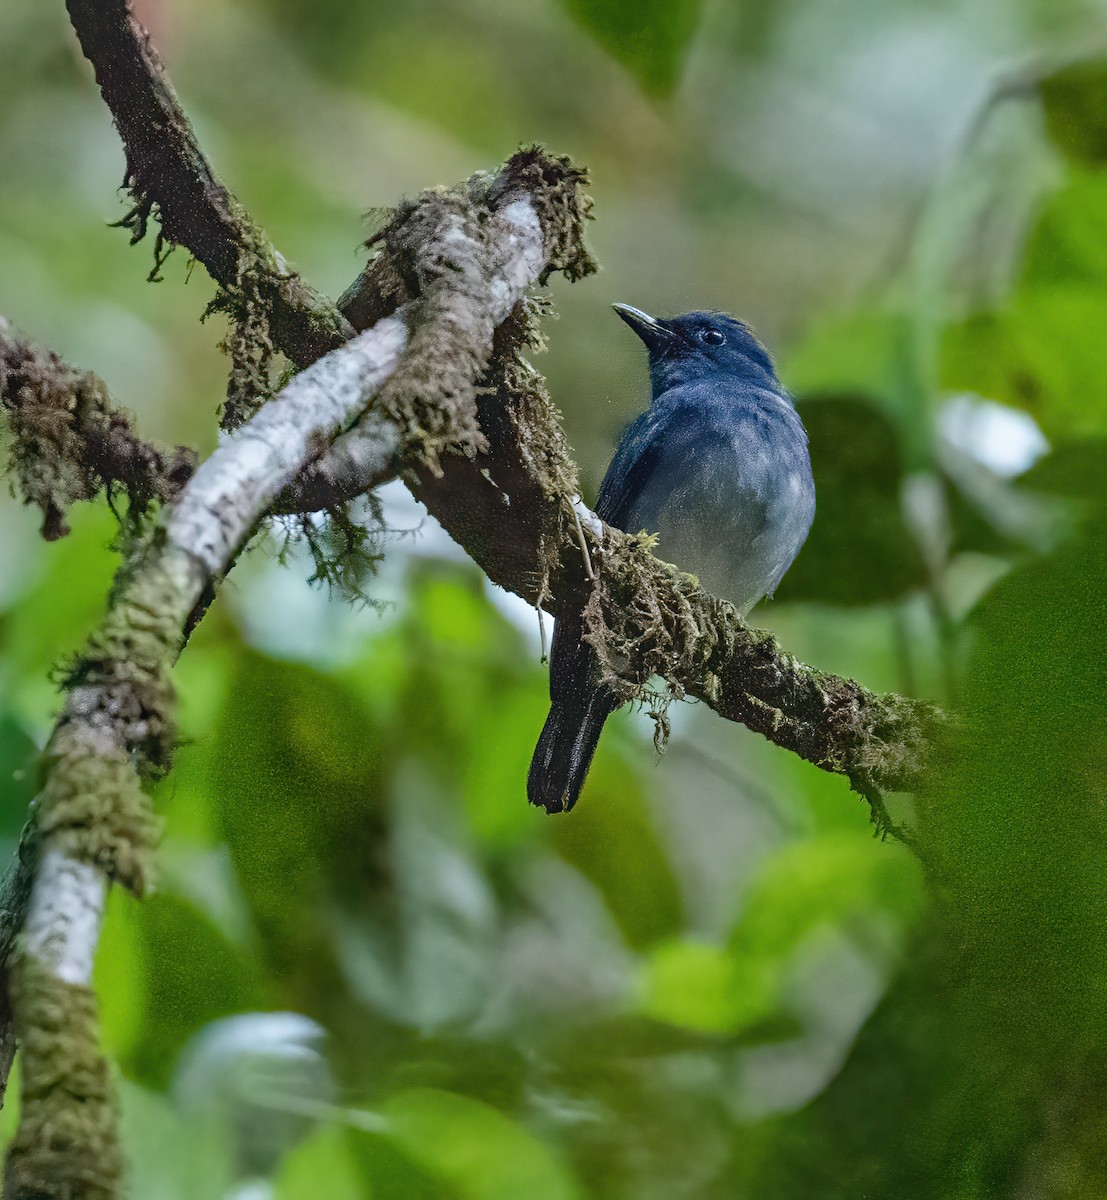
[571,502,597,582]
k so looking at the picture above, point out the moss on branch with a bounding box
[0,329,196,540]
[3,959,123,1200]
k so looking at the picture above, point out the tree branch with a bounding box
[64,0,355,368]
[0,2,948,1191]
[0,321,196,538]
[406,378,945,798]
[2,185,556,1196]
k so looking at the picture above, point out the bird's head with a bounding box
[613,304,778,395]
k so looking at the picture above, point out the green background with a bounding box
[2,0,1106,1194]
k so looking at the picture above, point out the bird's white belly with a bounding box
[633,468,811,616]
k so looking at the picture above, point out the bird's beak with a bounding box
[612,303,676,353]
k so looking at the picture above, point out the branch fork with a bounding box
[0,2,945,1195]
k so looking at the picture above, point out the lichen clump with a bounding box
[4,958,124,1200]
[43,554,186,897]
[0,331,196,539]
[37,726,160,899]
[350,146,598,476]
[486,145,598,283]
[371,191,500,468]
[476,297,582,604]
[582,531,724,704]
[207,241,279,429]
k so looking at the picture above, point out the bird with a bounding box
[527,304,816,814]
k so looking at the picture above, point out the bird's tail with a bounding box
[528,687,618,813]
[527,613,620,814]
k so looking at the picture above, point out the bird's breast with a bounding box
[621,400,814,615]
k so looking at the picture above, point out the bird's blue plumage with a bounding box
[528,306,815,813]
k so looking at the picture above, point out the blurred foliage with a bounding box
[3,0,1107,1195]
[559,0,704,97]
[1040,58,1107,167]
[941,59,1107,441]
[776,395,926,605]
[941,166,1107,440]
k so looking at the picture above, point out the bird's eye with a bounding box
[700,328,725,345]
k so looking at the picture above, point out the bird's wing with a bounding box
[595,408,666,528]
[596,392,771,535]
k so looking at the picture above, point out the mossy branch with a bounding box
[64,0,355,369]
[0,323,196,539]
[0,2,947,1193]
[1,175,564,1198]
[408,374,946,800]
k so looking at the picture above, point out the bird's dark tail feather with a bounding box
[527,687,618,813]
[528,612,620,813]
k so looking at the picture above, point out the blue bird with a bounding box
[528,304,816,814]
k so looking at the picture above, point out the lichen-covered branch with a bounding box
[6,849,117,1197]
[0,322,196,539]
[276,147,593,512]
[407,380,945,799]
[1,3,947,1190]
[2,180,560,1196]
[64,0,354,369]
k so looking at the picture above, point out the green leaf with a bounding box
[382,1088,582,1200]
[775,394,926,606]
[783,312,933,467]
[0,504,119,708]
[1039,59,1107,166]
[941,284,1107,441]
[1021,167,1107,285]
[731,835,926,961]
[211,651,386,1010]
[118,1080,234,1200]
[98,891,269,1090]
[1019,437,1107,502]
[276,1126,367,1199]
[636,836,925,1037]
[462,677,550,849]
[560,0,704,97]
[0,715,36,839]
[0,1057,19,1143]
[636,939,776,1034]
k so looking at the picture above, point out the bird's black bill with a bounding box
[612,303,676,354]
